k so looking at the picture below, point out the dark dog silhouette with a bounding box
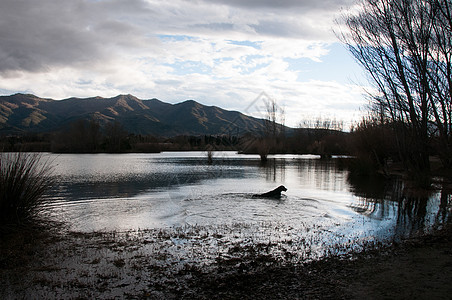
[253,185,287,198]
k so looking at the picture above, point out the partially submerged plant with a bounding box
[0,152,54,228]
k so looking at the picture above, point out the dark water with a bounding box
[44,152,451,244]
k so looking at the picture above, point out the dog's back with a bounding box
[254,185,287,198]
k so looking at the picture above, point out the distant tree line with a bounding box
[0,117,351,156]
[51,119,131,153]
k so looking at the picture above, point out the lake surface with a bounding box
[44,151,451,246]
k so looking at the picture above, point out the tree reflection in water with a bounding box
[348,173,452,238]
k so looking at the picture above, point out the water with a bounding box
[44,151,451,245]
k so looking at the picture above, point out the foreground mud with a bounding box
[1,224,451,299]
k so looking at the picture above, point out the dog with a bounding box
[253,185,287,198]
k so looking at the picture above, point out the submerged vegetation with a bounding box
[0,152,54,229]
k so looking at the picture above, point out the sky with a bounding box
[0,0,369,128]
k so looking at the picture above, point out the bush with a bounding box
[0,152,54,227]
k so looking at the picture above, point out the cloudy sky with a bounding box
[0,0,368,128]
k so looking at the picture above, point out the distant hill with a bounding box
[0,94,273,136]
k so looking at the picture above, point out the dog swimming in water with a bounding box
[253,185,287,198]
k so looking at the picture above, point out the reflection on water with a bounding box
[43,152,451,244]
[348,173,452,238]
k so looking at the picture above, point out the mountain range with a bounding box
[0,94,271,136]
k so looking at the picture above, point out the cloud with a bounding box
[0,0,346,74]
[196,0,355,39]
[0,0,155,74]
[204,0,354,11]
[0,0,368,126]
[0,0,345,74]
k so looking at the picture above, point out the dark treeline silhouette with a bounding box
[0,133,52,152]
[0,117,351,156]
[51,119,131,153]
[287,128,347,158]
[347,114,452,181]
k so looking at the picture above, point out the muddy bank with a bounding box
[1,224,451,299]
[343,227,452,299]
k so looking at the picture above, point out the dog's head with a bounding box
[278,185,287,192]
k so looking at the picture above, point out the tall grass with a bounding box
[0,152,54,227]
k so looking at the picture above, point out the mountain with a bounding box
[0,93,268,136]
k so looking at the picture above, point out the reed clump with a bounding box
[0,152,54,228]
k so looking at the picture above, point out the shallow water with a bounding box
[44,152,451,244]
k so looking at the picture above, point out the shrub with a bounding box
[0,152,54,227]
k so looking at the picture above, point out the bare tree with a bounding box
[339,0,452,172]
[299,116,344,131]
[428,0,452,167]
[258,96,286,161]
[264,97,278,139]
[264,96,286,139]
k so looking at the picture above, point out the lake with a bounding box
[44,151,451,252]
